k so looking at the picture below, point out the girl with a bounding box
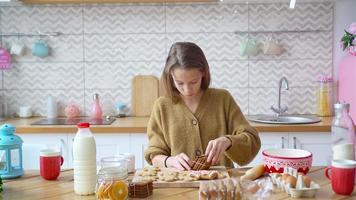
[144,42,261,170]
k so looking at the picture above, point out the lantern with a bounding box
[0,124,23,179]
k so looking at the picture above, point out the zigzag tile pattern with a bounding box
[84,34,166,61]
[84,6,165,33]
[4,89,85,116]
[3,63,84,90]
[85,61,163,89]
[283,87,317,114]
[0,2,334,115]
[210,60,248,88]
[166,33,247,61]
[249,3,333,31]
[84,88,131,116]
[0,72,3,89]
[3,35,83,62]
[249,87,279,115]
[249,87,317,115]
[166,4,248,33]
[249,60,332,88]
[0,7,83,34]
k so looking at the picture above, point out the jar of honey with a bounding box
[317,76,333,116]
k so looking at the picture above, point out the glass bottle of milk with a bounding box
[73,122,97,195]
[331,103,355,161]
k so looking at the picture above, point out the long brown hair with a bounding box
[161,42,211,102]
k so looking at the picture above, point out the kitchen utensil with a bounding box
[262,148,313,174]
[131,75,159,117]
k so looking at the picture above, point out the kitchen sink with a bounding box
[247,115,321,124]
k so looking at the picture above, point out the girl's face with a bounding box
[171,68,204,97]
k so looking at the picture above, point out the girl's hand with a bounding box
[205,137,232,165]
[166,153,192,170]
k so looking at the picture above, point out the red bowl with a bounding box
[262,148,313,174]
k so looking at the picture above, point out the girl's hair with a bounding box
[161,42,211,102]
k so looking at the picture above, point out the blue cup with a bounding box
[32,40,49,58]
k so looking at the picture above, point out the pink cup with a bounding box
[325,160,356,195]
[40,149,64,180]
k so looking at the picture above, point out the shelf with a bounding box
[22,0,216,3]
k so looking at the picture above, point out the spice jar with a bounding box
[317,76,333,116]
[96,157,129,200]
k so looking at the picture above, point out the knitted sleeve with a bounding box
[223,92,261,166]
[144,99,170,165]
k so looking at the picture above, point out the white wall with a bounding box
[333,0,356,79]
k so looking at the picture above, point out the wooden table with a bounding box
[1,167,356,200]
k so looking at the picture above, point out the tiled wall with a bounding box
[0,2,333,117]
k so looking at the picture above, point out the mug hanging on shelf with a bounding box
[263,36,284,55]
[240,37,259,56]
[10,35,25,56]
[0,44,11,70]
[32,37,49,58]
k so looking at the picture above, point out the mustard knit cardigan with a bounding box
[144,88,261,167]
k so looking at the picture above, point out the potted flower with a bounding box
[341,22,356,56]
[338,22,356,122]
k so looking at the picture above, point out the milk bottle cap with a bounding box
[77,122,90,128]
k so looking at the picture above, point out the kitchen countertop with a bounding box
[0,116,335,134]
[2,167,355,199]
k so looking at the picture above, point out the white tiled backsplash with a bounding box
[0,2,333,116]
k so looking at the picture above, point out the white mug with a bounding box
[10,42,25,56]
[19,106,32,118]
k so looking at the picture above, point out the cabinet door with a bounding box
[68,134,130,168]
[289,132,332,166]
[243,132,288,167]
[18,134,68,170]
[130,134,149,169]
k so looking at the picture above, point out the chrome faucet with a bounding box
[271,77,289,116]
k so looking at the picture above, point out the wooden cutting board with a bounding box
[132,166,230,188]
[131,75,159,117]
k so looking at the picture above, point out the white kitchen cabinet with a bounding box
[244,132,332,167]
[18,134,69,170]
[289,132,332,166]
[130,133,149,169]
[68,134,130,168]
[243,132,288,167]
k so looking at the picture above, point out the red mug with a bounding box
[325,159,356,195]
[40,149,64,180]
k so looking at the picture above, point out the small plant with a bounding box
[341,22,356,56]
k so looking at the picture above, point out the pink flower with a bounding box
[348,22,356,34]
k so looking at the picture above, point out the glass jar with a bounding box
[317,76,333,116]
[96,156,129,200]
[331,103,355,161]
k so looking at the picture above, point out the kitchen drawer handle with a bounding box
[60,139,65,155]
[281,137,285,148]
[293,137,297,149]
